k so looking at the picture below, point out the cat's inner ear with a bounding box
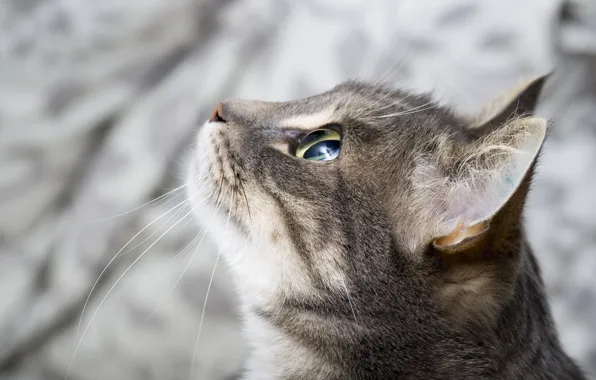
[465,73,550,133]
[432,116,547,251]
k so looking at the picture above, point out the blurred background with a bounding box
[0,0,595,379]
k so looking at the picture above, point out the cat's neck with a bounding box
[242,311,337,380]
[491,246,585,380]
[239,247,585,380]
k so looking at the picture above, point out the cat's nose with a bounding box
[208,102,227,123]
[208,99,275,125]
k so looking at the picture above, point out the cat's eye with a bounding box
[295,129,341,161]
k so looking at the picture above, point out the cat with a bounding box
[186,75,587,380]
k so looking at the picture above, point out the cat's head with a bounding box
[187,76,547,326]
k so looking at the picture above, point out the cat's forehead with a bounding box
[240,81,424,127]
[216,80,456,143]
[288,80,407,115]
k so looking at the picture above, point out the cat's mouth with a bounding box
[188,120,251,232]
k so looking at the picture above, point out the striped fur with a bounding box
[186,78,586,380]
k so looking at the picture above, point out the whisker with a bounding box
[356,88,405,119]
[213,177,225,207]
[190,252,220,379]
[189,184,229,378]
[172,227,206,262]
[119,203,189,258]
[239,180,252,222]
[232,171,250,222]
[87,183,189,223]
[76,198,191,334]
[370,43,413,88]
[226,192,234,228]
[66,208,195,380]
[145,228,209,321]
[340,277,358,323]
[374,100,434,119]
[354,44,415,119]
[362,92,415,118]
[101,181,207,265]
[374,101,437,119]
[119,182,209,258]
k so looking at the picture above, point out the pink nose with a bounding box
[208,102,226,123]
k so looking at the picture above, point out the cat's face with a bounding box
[188,83,429,300]
[187,79,547,323]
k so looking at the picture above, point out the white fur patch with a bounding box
[242,311,338,380]
[279,108,336,131]
[186,120,350,379]
[186,122,315,304]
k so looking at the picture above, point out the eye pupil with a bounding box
[295,128,342,161]
[303,140,341,161]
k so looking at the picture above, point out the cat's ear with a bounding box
[432,116,547,252]
[464,73,550,134]
[429,74,550,252]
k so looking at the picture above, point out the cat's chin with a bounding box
[186,121,317,307]
[186,166,294,306]
[185,124,270,298]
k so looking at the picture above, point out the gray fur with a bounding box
[187,78,586,380]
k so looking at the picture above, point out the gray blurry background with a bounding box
[0,0,595,379]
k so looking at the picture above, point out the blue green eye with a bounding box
[295,129,342,161]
